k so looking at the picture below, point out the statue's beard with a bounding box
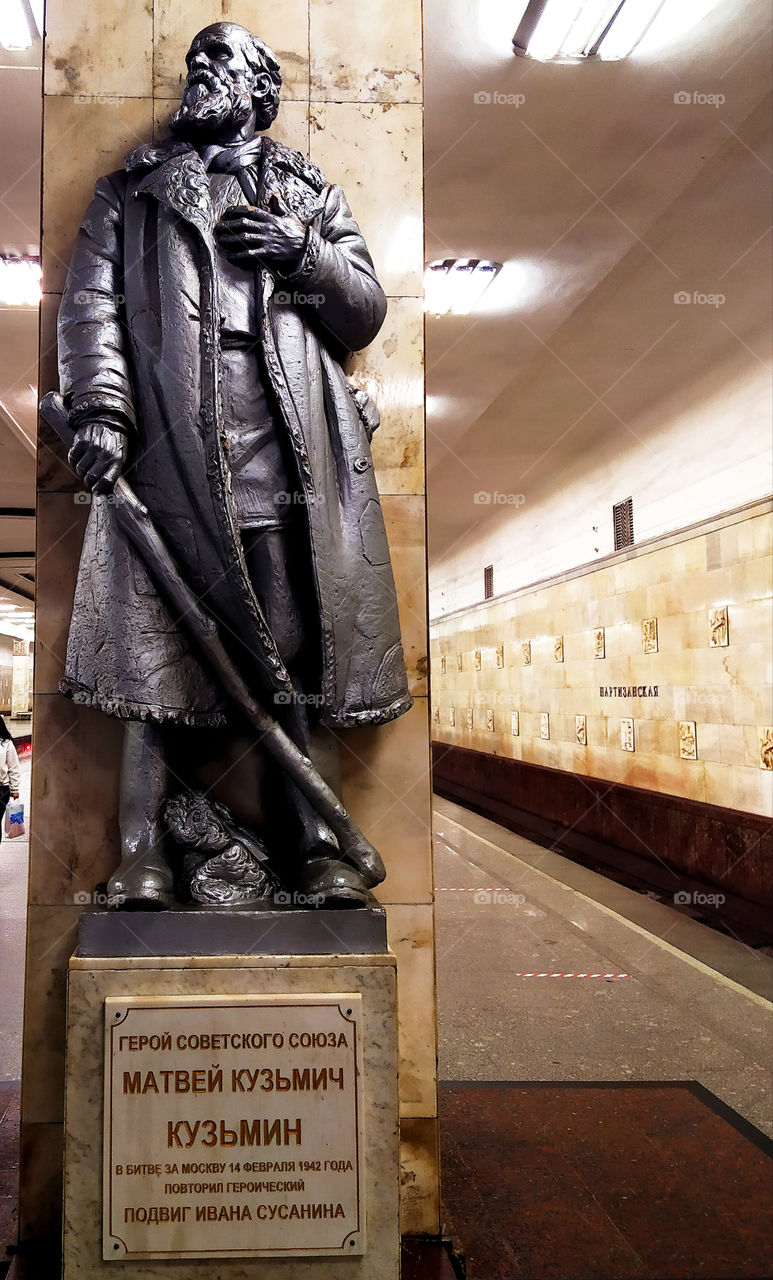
[170,72,253,140]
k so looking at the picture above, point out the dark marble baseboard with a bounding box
[432,742,773,927]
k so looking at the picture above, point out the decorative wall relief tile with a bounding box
[679,720,698,759]
[709,606,729,647]
[486,710,495,733]
[621,718,635,752]
[474,649,481,671]
[642,619,658,654]
[522,641,532,666]
[432,705,439,726]
[554,636,564,663]
[576,715,587,746]
[440,656,446,676]
[593,627,606,659]
[496,645,504,669]
[540,713,550,741]
[760,728,773,770]
[465,707,473,730]
[456,654,463,672]
[511,711,520,737]
[449,707,455,727]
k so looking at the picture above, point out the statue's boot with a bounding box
[108,841,175,910]
[295,855,372,908]
[109,720,175,909]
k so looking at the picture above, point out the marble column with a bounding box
[25,0,435,1261]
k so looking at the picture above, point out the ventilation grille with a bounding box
[613,497,634,551]
[484,564,494,600]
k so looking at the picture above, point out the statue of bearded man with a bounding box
[57,23,411,909]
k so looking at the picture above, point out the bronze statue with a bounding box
[51,22,411,910]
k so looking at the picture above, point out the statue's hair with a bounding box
[194,22,282,129]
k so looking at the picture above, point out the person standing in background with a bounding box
[0,716,21,840]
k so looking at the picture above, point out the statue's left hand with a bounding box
[216,198,307,272]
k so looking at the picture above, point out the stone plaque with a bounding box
[103,995,365,1260]
[709,606,729,647]
[642,618,658,654]
[679,720,697,759]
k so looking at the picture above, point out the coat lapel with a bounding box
[135,148,216,247]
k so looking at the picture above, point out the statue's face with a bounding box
[170,25,261,140]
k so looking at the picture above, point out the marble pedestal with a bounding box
[64,948,399,1280]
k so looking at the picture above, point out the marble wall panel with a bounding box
[28,696,123,906]
[309,102,423,298]
[386,903,437,1120]
[431,507,773,817]
[44,0,152,98]
[41,96,154,294]
[349,296,425,496]
[382,495,428,698]
[338,699,432,906]
[399,1118,440,1236]
[310,0,422,103]
[153,0,310,102]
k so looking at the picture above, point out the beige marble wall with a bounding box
[431,503,773,818]
[27,0,436,1256]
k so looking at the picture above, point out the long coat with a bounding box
[58,136,412,730]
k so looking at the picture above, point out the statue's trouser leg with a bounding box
[107,719,174,907]
[241,523,340,862]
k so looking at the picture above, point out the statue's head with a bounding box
[170,22,282,141]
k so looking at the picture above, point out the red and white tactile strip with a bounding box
[515,972,631,979]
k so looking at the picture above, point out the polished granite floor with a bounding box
[439,1081,772,1279]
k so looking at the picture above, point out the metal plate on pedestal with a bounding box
[103,995,365,1260]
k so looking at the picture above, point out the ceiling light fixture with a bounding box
[0,256,42,307]
[0,0,42,51]
[424,258,503,316]
[513,0,667,61]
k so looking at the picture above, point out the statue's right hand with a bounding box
[68,422,128,494]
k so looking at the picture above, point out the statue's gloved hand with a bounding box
[215,195,307,272]
[68,422,128,495]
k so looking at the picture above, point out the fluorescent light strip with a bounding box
[0,0,40,51]
[514,0,669,61]
[424,259,503,316]
[0,257,41,307]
